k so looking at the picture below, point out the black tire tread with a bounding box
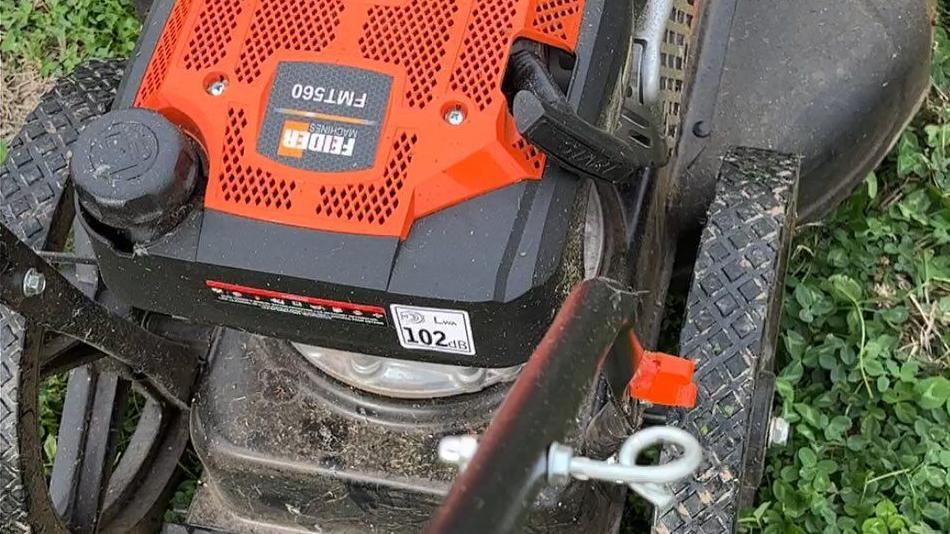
[1,59,124,532]
[653,147,799,533]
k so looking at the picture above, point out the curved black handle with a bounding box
[509,50,643,183]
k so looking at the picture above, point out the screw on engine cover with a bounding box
[207,79,227,96]
[438,435,478,470]
[22,268,46,297]
[454,367,484,384]
[444,107,466,126]
[692,120,711,138]
[767,416,790,447]
[350,354,382,377]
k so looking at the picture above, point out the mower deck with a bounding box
[184,330,625,533]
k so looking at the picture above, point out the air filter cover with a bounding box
[133,0,585,238]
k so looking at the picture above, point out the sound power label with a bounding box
[390,304,476,356]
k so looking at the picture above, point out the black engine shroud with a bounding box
[82,0,632,369]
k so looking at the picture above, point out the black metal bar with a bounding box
[37,250,98,265]
[50,366,98,517]
[427,277,637,534]
[0,223,197,409]
[70,372,130,533]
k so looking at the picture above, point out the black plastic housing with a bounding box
[672,0,933,227]
[84,0,631,369]
[83,177,582,368]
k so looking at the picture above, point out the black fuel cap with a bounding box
[71,108,199,242]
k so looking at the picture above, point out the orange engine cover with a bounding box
[134,0,586,238]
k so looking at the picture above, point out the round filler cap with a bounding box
[71,108,199,241]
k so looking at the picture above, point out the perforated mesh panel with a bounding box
[529,0,584,48]
[220,108,297,209]
[513,137,546,173]
[316,133,418,225]
[183,0,242,70]
[136,0,193,104]
[218,110,414,226]
[359,0,460,109]
[135,0,586,238]
[659,0,697,141]
[235,0,345,84]
[449,0,520,111]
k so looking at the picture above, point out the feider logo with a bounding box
[277,119,358,159]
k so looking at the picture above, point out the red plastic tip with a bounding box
[626,332,697,408]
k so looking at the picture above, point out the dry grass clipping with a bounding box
[1,57,54,142]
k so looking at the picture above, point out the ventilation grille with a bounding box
[513,136,546,173]
[449,0,520,111]
[659,0,697,141]
[220,108,297,209]
[183,0,242,70]
[529,0,584,46]
[316,133,418,225]
[360,0,460,109]
[136,0,193,104]
[218,110,416,226]
[136,0,587,237]
[235,0,345,84]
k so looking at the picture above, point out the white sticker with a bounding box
[391,304,475,356]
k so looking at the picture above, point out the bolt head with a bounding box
[692,120,711,138]
[22,268,46,297]
[438,435,478,469]
[547,442,574,485]
[207,80,227,96]
[350,355,382,377]
[444,108,465,126]
[768,416,790,447]
[454,367,484,384]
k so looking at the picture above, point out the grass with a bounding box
[741,22,950,533]
[0,0,139,157]
[0,0,138,75]
[1,0,947,532]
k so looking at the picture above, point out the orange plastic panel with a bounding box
[626,331,698,409]
[134,0,585,238]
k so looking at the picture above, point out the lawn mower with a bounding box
[0,0,933,533]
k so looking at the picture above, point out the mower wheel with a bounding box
[1,60,188,533]
[133,0,153,19]
[653,148,799,533]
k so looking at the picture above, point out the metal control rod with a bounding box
[0,223,198,409]
[427,277,638,534]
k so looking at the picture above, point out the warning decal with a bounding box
[391,304,475,356]
[207,280,386,327]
